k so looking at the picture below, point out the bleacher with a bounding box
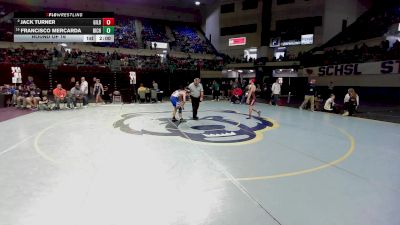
[141,20,169,43]
[170,25,215,54]
[297,2,400,67]
[321,4,400,48]
[93,15,138,49]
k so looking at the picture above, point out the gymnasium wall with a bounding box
[203,0,263,57]
[322,0,372,43]
[267,0,373,58]
[270,0,325,47]
[203,4,221,51]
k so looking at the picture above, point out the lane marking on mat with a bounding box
[34,118,77,165]
[231,125,355,181]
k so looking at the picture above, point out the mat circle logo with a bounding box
[114,110,274,144]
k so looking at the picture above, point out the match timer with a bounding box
[13,12,115,43]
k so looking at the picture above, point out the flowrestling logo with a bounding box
[113,110,274,144]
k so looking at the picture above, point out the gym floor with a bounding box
[0,102,399,225]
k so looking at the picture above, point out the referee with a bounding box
[188,78,204,120]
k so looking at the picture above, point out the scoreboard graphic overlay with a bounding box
[14,12,114,43]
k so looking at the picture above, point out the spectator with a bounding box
[343,88,359,116]
[299,79,317,112]
[103,85,112,104]
[314,95,324,111]
[256,84,262,95]
[137,83,147,103]
[228,80,234,98]
[38,96,51,110]
[324,94,339,113]
[16,85,28,109]
[231,87,243,104]
[1,84,14,106]
[171,25,214,54]
[152,80,159,90]
[271,79,281,106]
[232,78,239,89]
[93,79,104,105]
[211,80,220,101]
[70,82,83,108]
[80,77,89,107]
[328,81,335,94]
[25,84,41,109]
[8,85,17,106]
[52,84,70,110]
[69,77,76,89]
[26,76,34,86]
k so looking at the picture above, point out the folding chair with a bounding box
[113,91,122,104]
[150,89,157,103]
[138,91,146,103]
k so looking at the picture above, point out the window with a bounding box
[220,24,257,36]
[221,3,235,13]
[277,0,295,5]
[242,0,258,10]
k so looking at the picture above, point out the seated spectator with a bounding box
[256,84,262,94]
[137,83,147,103]
[1,84,15,106]
[171,25,215,54]
[8,85,17,106]
[16,85,29,109]
[141,20,168,43]
[314,95,324,111]
[53,84,70,109]
[343,88,359,116]
[25,76,34,86]
[25,84,41,109]
[38,96,51,110]
[324,94,339,113]
[70,82,83,108]
[231,87,243,104]
[1,84,10,94]
[0,47,227,72]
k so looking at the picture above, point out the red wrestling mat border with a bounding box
[0,108,33,123]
